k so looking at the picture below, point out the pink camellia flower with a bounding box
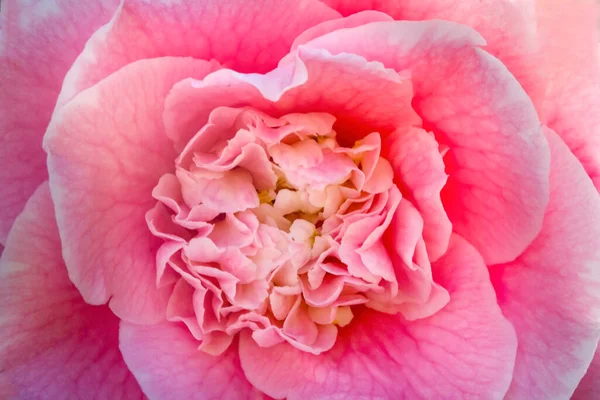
[2,0,600,398]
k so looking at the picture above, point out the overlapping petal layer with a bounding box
[0,0,119,243]
[238,235,517,399]
[0,183,143,399]
[45,57,218,323]
[149,107,448,355]
[8,1,597,398]
[320,0,600,192]
[295,19,550,265]
[534,0,600,190]
[57,0,340,106]
[490,129,600,399]
[319,0,542,107]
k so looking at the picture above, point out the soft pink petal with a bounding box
[299,20,550,265]
[377,199,450,320]
[291,10,393,50]
[0,0,119,244]
[490,128,600,399]
[166,278,205,340]
[362,157,394,194]
[239,235,517,399]
[319,0,543,108]
[165,46,420,149]
[573,345,600,400]
[274,149,357,191]
[120,322,263,400]
[0,183,143,399]
[57,0,340,106]
[535,0,600,190]
[384,127,451,262]
[44,57,217,323]
[177,168,259,212]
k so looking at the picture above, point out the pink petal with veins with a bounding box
[44,57,217,323]
[299,19,549,265]
[0,183,143,399]
[239,235,517,399]
[490,129,600,398]
[0,0,119,243]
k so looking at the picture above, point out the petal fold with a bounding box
[165,46,419,152]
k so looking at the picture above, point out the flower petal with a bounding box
[0,0,119,243]
[239,235,517,400]
[120,322,263,400]
[489,128,600,399]
[57,0,340,106]
[319,0,542,107]
[291,10,393,50]
[572,345,600,400]
[0,182,143,399]
[535,0,600,190]
[165,46,419,152]
[299,20,550,265]
[383,127,451,262]
[44,57,217,323]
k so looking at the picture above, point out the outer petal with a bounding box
[535,0,600,191]
[119,322,262,400]
[573,346,600,400]
[239,235,517,400]
[490,129,600,399]
[57,0,340,106]
[44,57,218,324]
[0,0,119,244]
[0,183,143,400]
[295,20,550,265]
[291,10,394,50]
[319,0,542,107]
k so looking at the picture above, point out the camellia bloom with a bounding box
[1,0,600,399]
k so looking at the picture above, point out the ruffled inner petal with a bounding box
[148,107,449,355]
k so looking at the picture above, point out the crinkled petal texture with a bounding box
[490,129,600,399]
[145,106,448,356]
[0,183,143,400]
[37,2,600,399]
[322,0,600,191]
[0,0,119,244]
[42,10,555,397]
[238,234,517,399]
[41,0,342,326]
[168,19,550,266]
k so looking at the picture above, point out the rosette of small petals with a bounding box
[147,107,450,355]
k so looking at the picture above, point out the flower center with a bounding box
[147,108,411,355]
